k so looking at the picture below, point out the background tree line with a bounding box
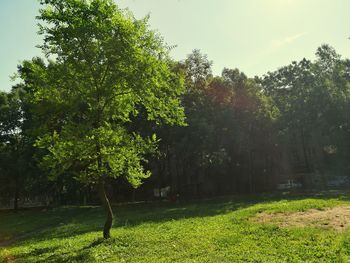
[1,44,349,208]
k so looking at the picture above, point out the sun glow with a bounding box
[266,0,300,8]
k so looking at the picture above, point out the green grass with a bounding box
[1,192,350,262]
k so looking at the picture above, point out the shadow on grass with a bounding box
[115,190,350,226]
[11,197,255,243]
[31,238,106,263]
[3,190,350,262]
[32,237,130,262]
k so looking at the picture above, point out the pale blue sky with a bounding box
[1,0,349,91]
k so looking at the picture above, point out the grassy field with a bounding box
[1,192,350,262]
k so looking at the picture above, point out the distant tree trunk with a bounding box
[98,180,113,239]
[83,191,87,206]
[174,155,180,195]
[316,144,327,189]
[248,124,254,194]
[13,173,19,212]
[248,150,254,193]
[132,188,136,202]
[158,161,165,200]
[300,127,310,172]
[13,184,19,212]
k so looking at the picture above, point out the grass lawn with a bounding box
[1,192,350,262]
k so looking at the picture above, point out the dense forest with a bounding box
[1,0,350,213]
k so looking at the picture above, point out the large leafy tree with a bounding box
[29,0,185,238]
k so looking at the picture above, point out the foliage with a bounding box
[29,0,185,187]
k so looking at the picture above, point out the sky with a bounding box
[0,0,349,92]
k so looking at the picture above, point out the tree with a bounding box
[152,50,278,197]
[260,45,350,187]
[29,0,185,239]
[184,49,213,90]
[0,91,21,210]
[0,89,28,211]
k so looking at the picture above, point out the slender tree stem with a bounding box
[98,180,113,239]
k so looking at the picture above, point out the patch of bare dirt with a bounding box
[1,249,15,263]
[253,206,350,231]
[6,255,15,263]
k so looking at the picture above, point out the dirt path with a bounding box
[253,206,350,231]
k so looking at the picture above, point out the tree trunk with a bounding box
[13,185,19,212]
[98,181,113,239]
[248,150,254,194]
[300,127,310,172]
[13,174,19,212]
